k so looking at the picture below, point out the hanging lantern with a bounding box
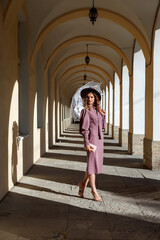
[83,74,87,80]
[85,55,90,65]
[89,0,98,25]
[83,66,87,80]
[85,44,90,65]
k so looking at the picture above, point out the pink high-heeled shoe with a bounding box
[91,190,102,202]
[77,182,85,198]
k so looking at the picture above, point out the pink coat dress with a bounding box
[80,106,106,175]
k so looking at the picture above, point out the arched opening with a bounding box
[129,42,145,156]
[36,49,43,129]
[121,64,129,147]
[8,80,19,189]
[153,27,160,141]
[113,73,120,140]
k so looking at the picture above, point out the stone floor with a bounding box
[0,124,160,240]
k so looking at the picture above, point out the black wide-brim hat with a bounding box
[80,87,101,101]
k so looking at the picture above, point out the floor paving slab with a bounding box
[0,124,160,240]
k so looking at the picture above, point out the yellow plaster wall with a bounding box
[30,61,42,165]
[45,36,131,75]
[52,53,120,86]
[0,1,48,200]
[49,73,56,146]
[61,89,72,131]
[0,6,21,196]
[41,68,49,155]
[145,62,153,140]
[129,75,133,133]
[61,69,107,88]
[57,64,111,88]
[0,3,27,196]
[0,2,8,199]
[31,9,150,68]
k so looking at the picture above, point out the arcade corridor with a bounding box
[1,0,160,239]
[0,124,159,239]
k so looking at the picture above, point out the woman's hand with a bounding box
[85,144,93,152]
[100,109,106,115]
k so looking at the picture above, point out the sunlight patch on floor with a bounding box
[10,176,160,224]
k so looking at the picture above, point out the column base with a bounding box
[107,123,112,137]
[112,126,119,140]
[109,124,113,137]
[63,118,72,130]
[105,123,109,135]
[107,123,109,135]
[119,128,128,147]
[104,123,107,134]
[128,132,144,156]
[144,138,160,170]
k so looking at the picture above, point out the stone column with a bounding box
[113,126,119,140]
[143,63,153,168]
[112,78,115,139]
[128,73,133,154]
[55,83,60,141]
[143,34,160,170]
[144,138,160,170]
[105,85,109,134]
[119,129,128,146]
[110,81,113,138]
[107,82,110,135]
[129,132,144,155]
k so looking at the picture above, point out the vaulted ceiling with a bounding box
[2,0,159,97]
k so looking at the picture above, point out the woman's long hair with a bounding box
[83,90,101,112]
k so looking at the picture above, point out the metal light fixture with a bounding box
[83,67,87,80]
[89,0,98,25]
[83,74,87,80]
[85,44,90,65]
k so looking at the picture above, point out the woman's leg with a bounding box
[89,174,102,201]
[89,174,97,192]
[78,172,89,197]
[82,172,89,187]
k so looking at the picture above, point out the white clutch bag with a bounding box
[84,143,97,152]
[89,143,97,152]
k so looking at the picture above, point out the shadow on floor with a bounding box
[50,145,85,151]
[43,150,144,170]
[60,134,83,138]
[0,190,160,239]
[103,156,145,169]
[43,152,86,163]
[25,164,159,199]
[0,123,160,239]
[56,139,84,144]
[103,149,129,154]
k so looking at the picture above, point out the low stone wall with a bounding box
[112,126,119,140]
[109,124,112,137]
[63,118,72,131]
[107,123,109,135]
[104,122,108,134]
[128,132,144,156]
[144,138,160,170]
[119,128,128,147]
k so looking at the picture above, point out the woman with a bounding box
[78,87,106,202]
